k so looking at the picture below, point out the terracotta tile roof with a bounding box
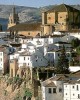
[46,4,79,13]
[50,74,69,81]
[66,80,77,84]
[8,23,41,31]
[72,70,80,76]
[45,82,56,87]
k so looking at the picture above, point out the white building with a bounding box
[69,66,80,72]
[41,74,69,100]
[10,34,72,68]
[18,49,48,68]
[64,80,80,100]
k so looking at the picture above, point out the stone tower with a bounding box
[8,6,19,29]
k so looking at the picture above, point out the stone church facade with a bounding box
[42,4,80,35]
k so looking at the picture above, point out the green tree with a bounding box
[55,46,69,74]
[71,38,80,48]
[76,46,80,55]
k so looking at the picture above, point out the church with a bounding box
[8,6,42,37]
[8,4,80,36]
[42,4,80,35]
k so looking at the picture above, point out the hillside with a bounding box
[0,4,80,30]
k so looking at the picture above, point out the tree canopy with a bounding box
[55,46,69,74]
[71,38,80,48]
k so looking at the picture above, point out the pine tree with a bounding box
[55,46,69,74]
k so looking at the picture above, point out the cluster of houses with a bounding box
[0,3,80,100]
[41,71,80,100]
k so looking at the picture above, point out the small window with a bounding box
[66,93,67,95]
[28,58,29,60]
[28,63,29,66]
[48,88,51,93]
[60,16,62,18]
[28,33,30,35]
[53,88,56,93]
[48,17,51,20]
[24,57,25,60]
[58,54,60,56]
[72,86,74,89]
[73,94,75,96]
[77,85,79,90]
[0,58,2,61]
[59,88,62,92]
[78,94,80,99]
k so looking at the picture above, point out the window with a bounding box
[28,33,30,35]
[28,63,29,66]
[48,17,51,20]
[73,94,75,96]
[77,85,79,90]
[24,57,25,60]
[78,94,80,99]
[59,88,62,92]
[72,86,74,89]
[53,88,56,93]
[66,93,67,95]
[58,54,60,56]
[0,58,2,62]
[48,88,51,93]
[28,58,29,60]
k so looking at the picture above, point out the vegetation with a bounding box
[76,46,80,55]
[71,38,80,48]
[55,46,69,74]
[23,88,32,99]
[7,77,13,85]
[4,90,8,96]
[14,90,22,100]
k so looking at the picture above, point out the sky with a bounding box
[0,0,80,7]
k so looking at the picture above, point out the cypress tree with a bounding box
[55,46,69,74]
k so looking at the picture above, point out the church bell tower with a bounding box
[8,6,19,29]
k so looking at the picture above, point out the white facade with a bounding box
[19,37,61,47]
[64,81,80,100]
[41,75,67,100]
[69,66,80,72]
[10,35,73,68]
[18,49,48,68]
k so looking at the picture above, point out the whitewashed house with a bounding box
[10,34,72,67]
[18,49,48,68]
[64,80,80,100]
[41,74,69,100]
